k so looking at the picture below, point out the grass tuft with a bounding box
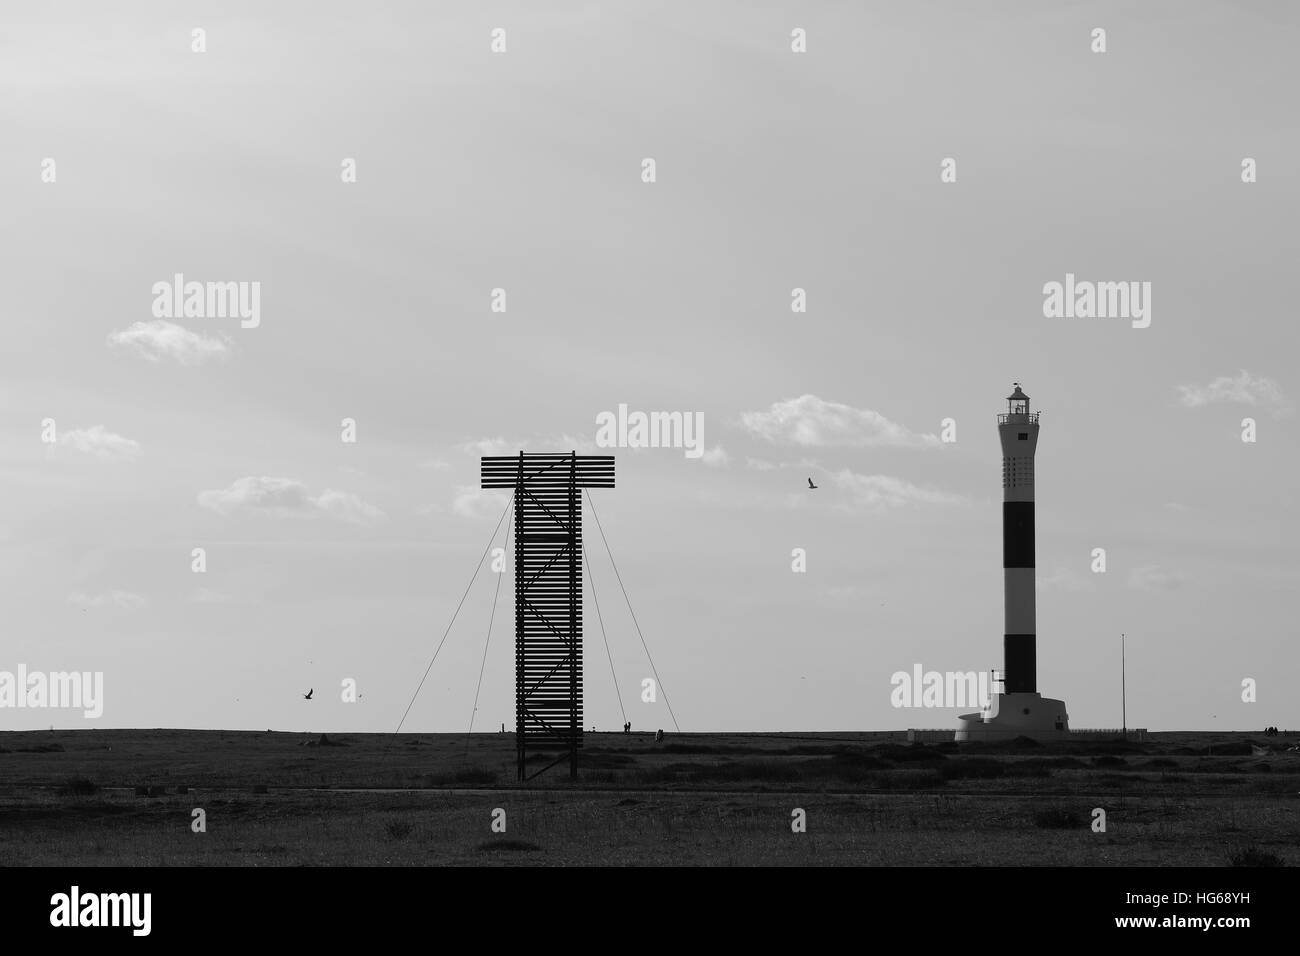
[1033,806,1085,829]
[1228,846,1283,867]
[60,776,97,796]
[478,839,541,852]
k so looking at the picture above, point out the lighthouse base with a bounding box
[954,692,1070,742]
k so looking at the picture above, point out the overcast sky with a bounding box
[2,0,1296,734]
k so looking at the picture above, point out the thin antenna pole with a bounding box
[1121,633,1127,742]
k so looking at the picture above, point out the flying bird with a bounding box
[807,477,818,489]
[303,689,314,700]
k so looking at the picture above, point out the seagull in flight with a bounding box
[807,477,818,489]
[303,689,314,700]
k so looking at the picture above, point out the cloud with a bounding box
[1177,371,1291,415]
[199,476,313,516]
[452,486,510,519]
[556,433,600,454]
[197,476,385,525]
[68,589,147,610]
[419,459,451,471]
[827,470,967,511]
[463,438,517,457]
[59,426,140,459]
[191,587,233,604]
[462,433,599,457]
[701,445,729,467]
[740,395,940,448]
[746,456,823,473]
[312,489,387,526]
[1127,565,1184,591]
[108,320,231,366]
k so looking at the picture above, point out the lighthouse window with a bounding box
[1017,433,1028,440]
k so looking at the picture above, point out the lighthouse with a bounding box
[956,384,1070,741]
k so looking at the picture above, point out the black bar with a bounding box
[7,867,1282,942]
[1002,501,1035,568]
[1004,633,1036,694]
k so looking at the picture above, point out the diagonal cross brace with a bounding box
[480,452,615,781]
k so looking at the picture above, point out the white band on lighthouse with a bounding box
[1003,569,1035,635]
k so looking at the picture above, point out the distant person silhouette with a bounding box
[655,729,664,742]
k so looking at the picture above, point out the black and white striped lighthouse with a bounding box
[955,384,1069,741]
[1000,384,1037,695]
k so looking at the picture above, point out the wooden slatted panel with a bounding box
[517,486,579,749]
[516,481,579,747]
[483,453,615,769]
[481,455,615,489]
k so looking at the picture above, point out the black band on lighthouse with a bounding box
[1004,634,1036,694]
[1002,501,1035,568]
